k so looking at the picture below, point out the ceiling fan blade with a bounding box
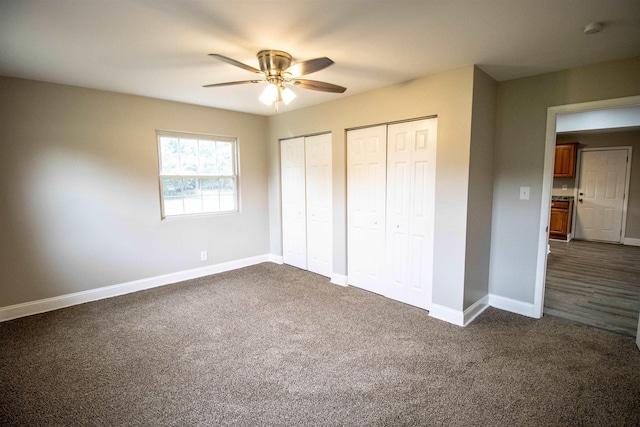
[286,57,334,77]
[290,79,346,93]
[202,80,261,88]
[208,54,261,74]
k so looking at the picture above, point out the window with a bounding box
[157,131,238,218]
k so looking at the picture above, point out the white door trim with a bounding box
[535,95,640,318]
[573,146,632,243]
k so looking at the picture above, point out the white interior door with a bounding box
[385,119,437,309]
[575,149,628,242]
[347,125,387,295]
[305,133,332,277]
[281,137,307,269]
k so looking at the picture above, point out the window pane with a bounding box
[201,178,220,212]
[183,178,201,214]
[182,178,197,197]
[216,141,234,175]
[199,140,216,174]
[180,139,199,174]
[219,177,236,211]
[162,178,184,215]
[160,137,180,174]
[220,194,235,211]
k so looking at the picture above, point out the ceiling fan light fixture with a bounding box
[205,50,346,110]
[280,87,296,105]
[259,83,279,105]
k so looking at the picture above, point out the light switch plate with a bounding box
[520,187,530,200]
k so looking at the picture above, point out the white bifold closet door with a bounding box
[346,125,388,295]
[347,118,437,310]
[281,137,307,270]
[281,134,332,277]
[385,120,437,309]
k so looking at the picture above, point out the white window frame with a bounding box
[156,130,239,219]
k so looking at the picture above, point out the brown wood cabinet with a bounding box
[549,200,572,240]
[554,142,579,178]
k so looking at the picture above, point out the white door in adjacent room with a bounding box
[575,148,629,243]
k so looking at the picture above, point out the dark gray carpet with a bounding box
[1,263,639,426]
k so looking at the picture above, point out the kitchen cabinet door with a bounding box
[554,143,578,178]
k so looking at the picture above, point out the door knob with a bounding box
[578,198,583,203]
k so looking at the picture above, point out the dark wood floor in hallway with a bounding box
[544,239,640,336]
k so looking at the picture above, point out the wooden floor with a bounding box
[544,239,640,336]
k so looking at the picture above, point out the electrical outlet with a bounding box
[200,251,208,261]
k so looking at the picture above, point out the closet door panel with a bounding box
[281,137,307,269]
[407,120,437,308]
[305,133,332,277]
[347,125,387,294]
[386,119,437,309]
[386,125,411,301]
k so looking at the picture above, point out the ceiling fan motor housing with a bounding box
[257,50,292,73]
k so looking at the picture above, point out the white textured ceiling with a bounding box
[1,0,639,116]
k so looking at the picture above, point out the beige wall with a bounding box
[464,67,497,309]
[555,130,640,239]
[0,77,269,307]
[490,56,640,304]
[268,65,495,312]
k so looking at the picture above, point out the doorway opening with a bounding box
[535,96,640,336]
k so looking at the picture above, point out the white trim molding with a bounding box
[463,295,490,325]
[330,273,348,287]
[489,294,536,318]
[0,254,278,323]
[429,296,490,327]
[624,237,640,247]
[268,254,284,264]
[429,303,465,326]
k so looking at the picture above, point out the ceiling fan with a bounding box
[203,50,347,109]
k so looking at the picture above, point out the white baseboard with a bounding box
[624,237,640,247]
[429,303,464,326]
[463,295,490,326]
[330,273,348,287]
[429,295,490,327]
[268,254,284,264]
[0,253,279,323]
[488,294,536,318]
